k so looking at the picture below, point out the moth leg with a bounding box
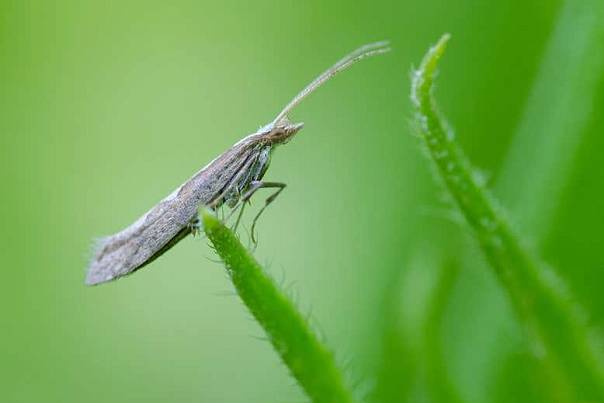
[232,199,247,232]
[223,187,244,230]
[241,181,287,244]
[188,215,201,237]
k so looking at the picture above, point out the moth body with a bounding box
[86,40,389,285]
[86,123,302,285]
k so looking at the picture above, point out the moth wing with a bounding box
[85,195,194,285]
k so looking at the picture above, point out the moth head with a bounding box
[265,117,304,145]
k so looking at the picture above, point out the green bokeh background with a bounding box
[2,0,603,402]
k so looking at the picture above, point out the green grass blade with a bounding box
[374,247,463,403]
[496,0,604,240]
[201,210,356,403]
[411,34,604,402]
[421,258,463,403]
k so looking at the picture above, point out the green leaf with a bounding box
[374,247,463,403]
[411,34,604,402]
[496,0,604,241]
[201,210,356,403]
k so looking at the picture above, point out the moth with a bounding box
[86,41,390,286]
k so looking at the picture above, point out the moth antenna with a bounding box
[272,41,390,125]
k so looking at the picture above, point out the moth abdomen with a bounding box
[86,201,189,285]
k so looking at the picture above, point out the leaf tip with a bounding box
[423,33,450,72]
[430,33,451,59]
[411,33,451,107]
[200,208,219,233]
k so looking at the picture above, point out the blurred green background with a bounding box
[2,0,604,402]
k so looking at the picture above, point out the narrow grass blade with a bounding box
[496,0,604,240]
[411,34,604,402]
[421,258,463,403]
[201,210,356,403]
[374,247,463,403]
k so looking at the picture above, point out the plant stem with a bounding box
[411,34,604,402]
[201,210,356,403]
